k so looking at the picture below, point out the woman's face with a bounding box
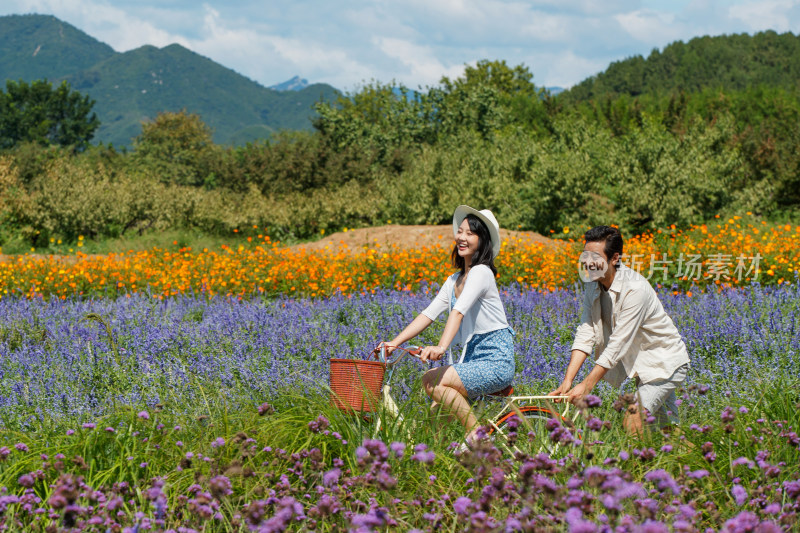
[455,218,480,261]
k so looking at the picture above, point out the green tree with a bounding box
[131,110,220,187]
[0,79,99,150]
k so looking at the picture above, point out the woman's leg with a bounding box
[421,366,477,436]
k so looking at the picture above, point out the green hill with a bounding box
[0,14,340,147]
[561,31,800,101]
[0,14,115,81]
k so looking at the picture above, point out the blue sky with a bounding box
[3,0,800,91]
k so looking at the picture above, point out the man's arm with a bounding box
[548,349,589,400]
[566,364,608,403]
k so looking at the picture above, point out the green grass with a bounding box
[0,375,797,530]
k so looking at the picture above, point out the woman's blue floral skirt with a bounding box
[453,327,515,399]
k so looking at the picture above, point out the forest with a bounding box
[1,31,799,251]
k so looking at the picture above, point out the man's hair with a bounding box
[584,226,623,264]
[451,214,497,276]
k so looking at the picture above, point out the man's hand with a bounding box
[548,381,572,403]
[566,381,593,405]
[420,345,445,362]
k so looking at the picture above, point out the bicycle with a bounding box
[329,344,578,455]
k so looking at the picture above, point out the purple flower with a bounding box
[138,411,150,420]
[644,469,680,495]
[721,406,736,423]
[209,475,233,499]
[453,497,471,515]
[17,474,35,488]
[308,415,330,433]
[14,443,29,452]
[587,417,604,432]
[82,423,95,430]
[637,520,670,533]
[105,427,115,433]
[390,442,406,458]
[211,437,225,448]
[720,511,765,533]
[411,445,436,464]
[322,468,341,487]
[584,394,602,408]
[564,507,598,533]
[688,469,709,479]
[732,484,748,506]
[258,403,275,416]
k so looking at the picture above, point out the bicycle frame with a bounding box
[373,344,577,451]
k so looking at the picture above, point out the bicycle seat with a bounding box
[489,385,514,397]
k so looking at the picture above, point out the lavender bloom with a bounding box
[0,284,796,421]
[308,415,330,433]
[411,444,435,464]
[644,469,680,495]
[322,468,341,488]
[584,395,602,408]
[688,469,709,479]
[208,476,232,499]
[564,507,598,533]
[390,442,406,458]
[138,411,150,420]
[453,497,472,515]
[731,484,748,506]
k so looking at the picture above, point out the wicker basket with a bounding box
[329,358,385,412]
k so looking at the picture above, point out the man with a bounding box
[549,226,690,433]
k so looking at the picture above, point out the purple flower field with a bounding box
[0,285,797,531]
[0,284,797,419]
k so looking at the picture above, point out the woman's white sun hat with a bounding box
[453,205,502,258]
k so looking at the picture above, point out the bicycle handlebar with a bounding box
[374,344,422,366]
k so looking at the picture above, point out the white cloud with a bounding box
[615,9,681,43]
[533,50,610,88]
[4,0,800,91]
[728,0,800,32]
[375,37,467,86]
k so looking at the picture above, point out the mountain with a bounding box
[561,31,800,102]
[270,76,309,91]
[0,14,339,147]
[0,14,115,82]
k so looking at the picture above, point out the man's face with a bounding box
[579,241,609,282]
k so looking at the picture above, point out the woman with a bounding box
[379,205,515,443]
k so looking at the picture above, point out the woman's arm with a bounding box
[420,310,463,361]
[383,313,434,352]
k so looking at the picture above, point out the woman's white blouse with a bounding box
[420,265,509,363]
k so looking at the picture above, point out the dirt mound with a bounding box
[286,225,556,254]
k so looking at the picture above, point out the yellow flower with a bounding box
[563,227,570,234]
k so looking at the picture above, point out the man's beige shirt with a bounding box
[571,265,690,387]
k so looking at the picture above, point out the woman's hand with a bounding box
[419,345,445,362]
[372,342,397,359]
